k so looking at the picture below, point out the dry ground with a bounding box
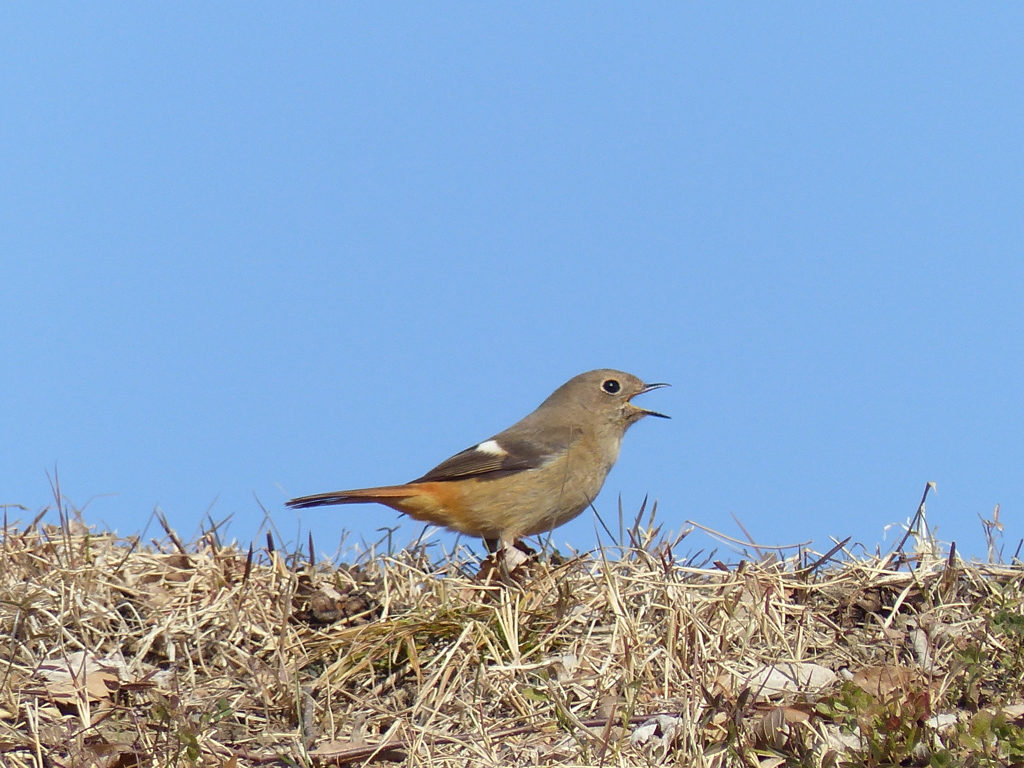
[1,501,1023,767]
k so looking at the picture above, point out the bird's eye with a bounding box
[602,379,621,394]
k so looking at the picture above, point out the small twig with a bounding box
[686,520,811,551]
[156,510,189,556]
[799,537,851,576]
[882,481,934,571]
[730,512,764,561]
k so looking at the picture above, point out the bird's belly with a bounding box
[454,466,609,539]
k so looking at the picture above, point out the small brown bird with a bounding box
[287,369,668,550]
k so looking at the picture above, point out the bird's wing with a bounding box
[412,430,575,483]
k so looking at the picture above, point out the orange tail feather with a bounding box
[285,485,419,510]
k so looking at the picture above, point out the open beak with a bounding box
[629,382,670,419]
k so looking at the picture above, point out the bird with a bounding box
[286,369,668,551]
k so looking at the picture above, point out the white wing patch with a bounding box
[475,439,507,456]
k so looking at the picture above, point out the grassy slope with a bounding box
[1,507,1023,767]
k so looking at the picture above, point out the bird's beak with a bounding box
[629,382,670,419]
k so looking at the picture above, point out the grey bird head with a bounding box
[542,369,670,432]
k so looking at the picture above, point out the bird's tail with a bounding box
[285,486,417,509]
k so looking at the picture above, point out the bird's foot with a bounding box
[476,539,535,584]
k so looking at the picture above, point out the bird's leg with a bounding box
[483,536,536,556]
[476,537,534,583]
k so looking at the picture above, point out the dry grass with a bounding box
[1,495,1023,767]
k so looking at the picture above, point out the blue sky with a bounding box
[2,6,1022,561]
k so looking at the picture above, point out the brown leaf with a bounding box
[851,664,918,698]
[36,653,121,705]
[752,706,788,750]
